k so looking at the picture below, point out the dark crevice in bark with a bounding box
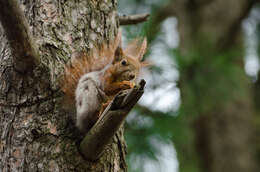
[115,132,127,170]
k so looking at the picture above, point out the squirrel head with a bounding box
[110,36,150,83]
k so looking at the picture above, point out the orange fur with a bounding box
[61,32,148,106]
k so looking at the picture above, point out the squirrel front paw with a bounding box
[120,81,135,89]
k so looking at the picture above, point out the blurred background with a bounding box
[118,0,260,172]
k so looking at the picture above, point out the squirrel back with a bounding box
[61,31,149,106]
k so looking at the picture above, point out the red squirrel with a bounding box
[61,31,148,133]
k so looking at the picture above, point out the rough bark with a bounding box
[164,0,257,172]
[0,0,128,171]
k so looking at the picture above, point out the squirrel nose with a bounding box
[129,74,135,80]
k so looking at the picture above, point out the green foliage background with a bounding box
[119,1,260,172]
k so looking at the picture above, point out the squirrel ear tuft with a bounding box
[124,37,147,61]
[113,30,122,51]
[113,46,123,63]
[138,38,147,61]
[112,30,123,63]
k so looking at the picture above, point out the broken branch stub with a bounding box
[80,79,146,161]
[119,13,150,25]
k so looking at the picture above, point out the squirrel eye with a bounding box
[121,59,127,66]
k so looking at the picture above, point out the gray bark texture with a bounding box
[0,0,127,171]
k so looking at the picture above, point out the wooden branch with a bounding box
[80,80,146,161]
[119,13,150,25]
[0,0,39,73]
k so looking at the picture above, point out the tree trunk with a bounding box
[253,71,260,171]
[172,0,257,172]
[0,0,127,171]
